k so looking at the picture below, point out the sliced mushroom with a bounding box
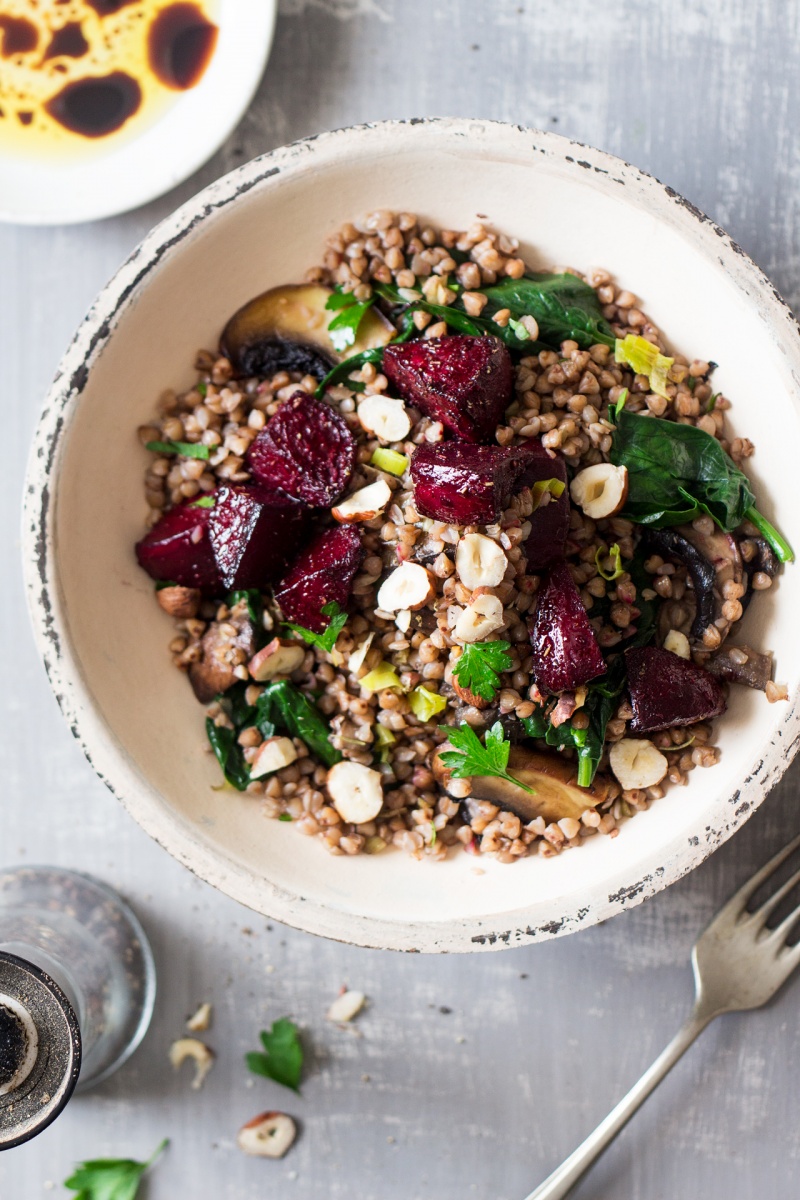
[705,643,774,691]
[189,611,255,703]
[740,535,779,612]
[220,284,395,380]
[433,745,611,824]
[642,527,719,640]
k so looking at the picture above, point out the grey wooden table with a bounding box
[2,2,799,1196]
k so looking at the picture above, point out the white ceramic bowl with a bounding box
[0,1,276,225]
[22,119,800,952]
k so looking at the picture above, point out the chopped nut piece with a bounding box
[327,990,366,1023]
[376,562,435,611]
[663,629,691,659]
[186,1002,213,1033]
[237,1111,297,1159]
[251,736,298,779]
[249,638,306,682]
[453,593,505,642]
[570,463,628,519]
[357,395,411,442]
[609,738,668,789]
[327,761,384,823]
[169,1037,215,1090]
[332,479,392,523]
[455,534,508,590]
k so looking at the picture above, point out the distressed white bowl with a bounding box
[0,1,276,225]
[22,119,800,951]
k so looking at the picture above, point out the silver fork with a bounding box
[524,832,800,1200]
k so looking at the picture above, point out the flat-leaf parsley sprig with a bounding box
[451,641,513,703]
[285,600,349,655]
[64,1138,168,1200]
[440,722,533,792]
[246,1017,304,1093]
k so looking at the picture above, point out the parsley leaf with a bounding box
[285,601,348,654]
[452,642,512,702]
[188,494,215,508]
[325,289,374,353]
[144,439,210,460]
[440,722,534,793]
[64,1139,168,1200]
[246,1017,303,1092]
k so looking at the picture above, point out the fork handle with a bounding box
[522,1009,714,1200]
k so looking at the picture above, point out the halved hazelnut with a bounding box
[357,395,412,442]
[249,638,305,682]
[331,479,392,524]
[608,738,668,790]
[237,1111,297,1159]
[455,534,508,591]
[327,761,384,824]
[376,562,435,612]
[570,463,628,520]
[453,593,505,643]
[156,585,201,618]
[251,736,298,779]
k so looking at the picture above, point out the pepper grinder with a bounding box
[0,866,156,1150]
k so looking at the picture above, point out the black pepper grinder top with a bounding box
[0,952,81,1151]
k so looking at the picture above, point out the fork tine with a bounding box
[713,832,800,924]
[764,895,800,949]
[748,864,800,931]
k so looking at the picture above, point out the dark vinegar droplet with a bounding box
[45,72,142,138]
[18,111,34,126]
[148,3,218,91]
[0,1006,27,1091]
[0,15,39,56]
[44,21,89,61]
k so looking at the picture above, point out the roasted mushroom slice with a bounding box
[740,535,779,612]
[188,604,255,704]
[220,284,395,379]
[433,745,611,824]
[642,527,720,640]
[706,644,774,691]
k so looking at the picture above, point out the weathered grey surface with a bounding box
[1,1,800,1196]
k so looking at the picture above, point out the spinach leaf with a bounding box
[144,439,210,460]
[256,681,342,768]
[610,401,793,562]
[521,664,626,787]
[206,717,251,791]
[478,273,616,350]
[228,589,263,624]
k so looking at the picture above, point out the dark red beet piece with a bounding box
[626,646,726,732]
[246,391,356,506]
[529,560,605,693]
[383,335,512,443]
[523,449,569,570]
[135,501,222,595]
[275,525,364,632]
[411,441,550,524]
[208,484,310,590]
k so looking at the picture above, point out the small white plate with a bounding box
[0,1,276,225]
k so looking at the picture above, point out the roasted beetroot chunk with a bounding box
[136,501,222,595]
[246,391,356,506]
[383,335,513,443]
[626,645,727,732]
[208,485,309,591]
[523,451,570,570]
[529,560,605,693]
[275,524,364,632]
[411,441,549,525]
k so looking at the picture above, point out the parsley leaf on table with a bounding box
[285,600,348,654]
[246,1017,304,1092]
[144,439,210,460]
[451,641,513,702]
[440,722,533,793]
[64,1139,168,1200]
